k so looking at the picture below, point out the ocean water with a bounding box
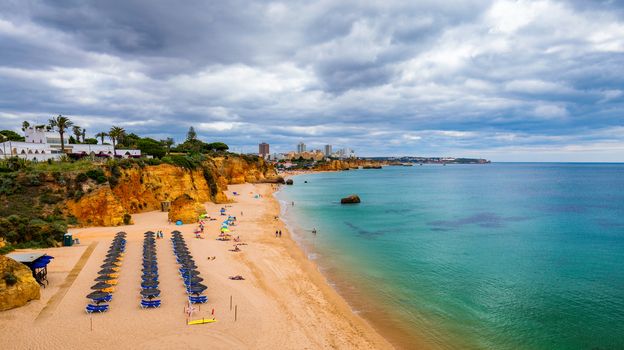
[275,163,624,350]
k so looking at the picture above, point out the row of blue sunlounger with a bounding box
[140,231,161,309]
[86,232,126,313]
[171,231,208,304]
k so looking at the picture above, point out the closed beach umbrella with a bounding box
[182,270,200,277]
[91,282,112,290]
[141,280,159,288]
[140,288,160,299]
[100,262,119,268]
[87,291,110,300]
[184,276,204,284]
[94,275,114,282]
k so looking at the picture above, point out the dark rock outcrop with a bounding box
[0,255,40,311]
[286,179,294,185]
[340,194,361,204]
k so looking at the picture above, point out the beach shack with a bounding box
[6,252,53,287]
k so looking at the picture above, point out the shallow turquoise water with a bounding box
[275,163,624,350]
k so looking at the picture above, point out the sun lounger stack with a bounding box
[171,230,208,304]
[140,231,161,309]
[86,232,126,313]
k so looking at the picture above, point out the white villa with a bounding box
[0,126,141,161]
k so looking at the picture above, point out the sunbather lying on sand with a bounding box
[229,275,245,280]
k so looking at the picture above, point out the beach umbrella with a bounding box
[100,262,119,268]
[141,280,159,288]
[98,268,117,275]
[142,274,158,281]
[140,288,160,299]
[221,228,230,233]
[87,290,110,299]
[184,276,204,284]
[181,270,200,277]
[94,275,114,282]
[91,282,112,290]
[188,284,207,295]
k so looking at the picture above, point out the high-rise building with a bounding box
[259,142,270,157]
[324,144,332,157]
[297,142,306,153]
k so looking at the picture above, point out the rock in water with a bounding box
[168,194,207,224]
[0,255,40,311]
[286,179,294,185]
[340,194,361,204]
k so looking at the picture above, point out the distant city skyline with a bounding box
[0,1,623,161]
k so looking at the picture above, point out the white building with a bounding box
[0,127,140,160]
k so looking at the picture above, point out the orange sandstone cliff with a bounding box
[66,156,279,227]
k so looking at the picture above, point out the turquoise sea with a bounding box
[275,163,624,350]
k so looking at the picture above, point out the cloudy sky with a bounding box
[0,0,623,161]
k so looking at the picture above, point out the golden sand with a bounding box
[0,183,393,349]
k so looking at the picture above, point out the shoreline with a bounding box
[0,182,394,349]
[277,172,433,350]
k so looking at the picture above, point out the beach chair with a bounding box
[140,300,161,309]
[86,304,110,313]
[189,295,208,304]
[91,295,113,303]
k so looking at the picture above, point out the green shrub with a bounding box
[3,272,18,286]
[0,175,18,195]
[75,173,88,183]
[145,158,162,166]
[67,215,78,225]
[108,175,119,187]
[85,168,105,180]
[24,173,41,186]
[110,164,122,177]
[96,175,107,184]
[40,193,63,204]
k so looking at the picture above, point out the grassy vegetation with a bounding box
[0,152,268,254]
[30,158,97,173]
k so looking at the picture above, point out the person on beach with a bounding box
[312,228,317,235]
[279,230,282,237]
[275,230,278,238]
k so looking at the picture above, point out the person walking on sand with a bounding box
[275,230,278,238]
[279,230,282,237]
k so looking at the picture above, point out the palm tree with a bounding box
[108,126,126,154]
[95,132,108,144]
[72,125,82,143]
[81,128,86,142]
[48,115,73,153]
[21,121,30,132]
[161,137,174,154]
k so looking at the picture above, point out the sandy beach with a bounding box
[0,183,393,350]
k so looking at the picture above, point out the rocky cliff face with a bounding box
[66,156,278,227]
[314,159,386,171]
[0,255,40,311]
[168,194,207,224]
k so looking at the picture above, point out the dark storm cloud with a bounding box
[0,0,623,161]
